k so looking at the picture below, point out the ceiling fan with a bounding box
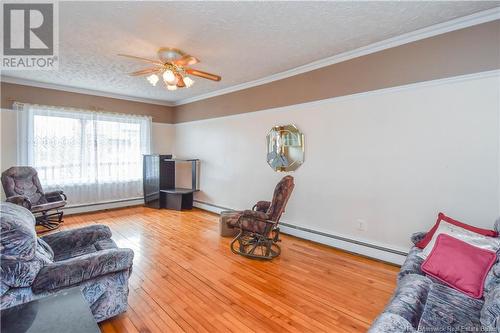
[119,47,221,91]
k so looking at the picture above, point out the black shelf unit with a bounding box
[143,155,200,210]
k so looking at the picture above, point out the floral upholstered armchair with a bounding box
[1,166,67,232]
[222,175,295,260]
[0,202,134,322]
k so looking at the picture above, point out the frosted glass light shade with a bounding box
[162,70,177,84]
[146,74,159,86]
[183,76,194,88]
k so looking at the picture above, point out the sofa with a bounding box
[0,202,134,322]
[369,220,500,332]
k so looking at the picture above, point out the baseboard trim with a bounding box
[193,200,232,213]
[193,200,408,265]
[279,222,407,256]
[65,198,144,215]
[278,224,407,265]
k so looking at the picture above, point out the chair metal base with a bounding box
[230,229,281,260]
[35,210,64,233]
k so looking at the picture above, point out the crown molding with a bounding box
[1,7,499,108]
[173,7,500,106]
[0,76,177,107]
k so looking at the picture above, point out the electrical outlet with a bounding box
[356,219,367,232]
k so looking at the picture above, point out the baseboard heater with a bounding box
[194,199,408,264]
[279,222,407,256]
[66,197,143,209]
[64,197,144,215]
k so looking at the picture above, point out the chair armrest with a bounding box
[32,248,134,293]
[41,225,112,255]
[6,195,32,210]
[44,190,67,202]
[398,247,424,281]
[368,313,416,333]
[242,209,269,221]
[252,201,271,213]
[410,232,427,245]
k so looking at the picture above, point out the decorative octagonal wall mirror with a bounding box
[266,125,305,172]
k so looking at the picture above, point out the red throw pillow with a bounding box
[421,234,497,299]
[416,212,498,249]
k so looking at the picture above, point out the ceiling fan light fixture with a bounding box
[162,69,177,85]
[183,76,194,88]
[121,47,221,91]
[146,74,159,86]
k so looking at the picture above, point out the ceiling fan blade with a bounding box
[118,54,163,65]
[186,69,221,81]
[128,67,161,76]
[174,55,200,66]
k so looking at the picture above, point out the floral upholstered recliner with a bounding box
[1,166,68,232]
[0,202,134,322]
[222,175,295,260]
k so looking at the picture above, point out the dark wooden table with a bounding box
[0,287,100,333]
[160,188,196,210]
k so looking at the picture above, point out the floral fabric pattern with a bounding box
[266,175,295,222]
[0,203,37,261]
[0,202,133,322]
[1,166,67,219]
[398,247,424,281]
[224,176,294,235]
[253,201,271,213]
[418,283,484,332]
[1,167,45,205]
[370,222,500,333]
[383,274,432,328]
[481,283,500,330]
[33,248,134,293]
[369,313,416,333]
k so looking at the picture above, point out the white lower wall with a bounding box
[174,73,500,261]
[0,109,17,179]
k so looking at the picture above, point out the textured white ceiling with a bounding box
[2,1,498,104]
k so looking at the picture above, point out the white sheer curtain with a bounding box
[15,102,151,206]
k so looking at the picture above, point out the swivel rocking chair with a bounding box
[1,166,67,233]
[224,175,295,260]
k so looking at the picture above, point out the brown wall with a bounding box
[174,20,500,123]
[0,82,175,123]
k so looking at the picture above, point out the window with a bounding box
[16,102,151,206]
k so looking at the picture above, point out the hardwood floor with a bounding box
[62,206,398,333]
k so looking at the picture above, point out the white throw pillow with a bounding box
[418,221,500,259]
